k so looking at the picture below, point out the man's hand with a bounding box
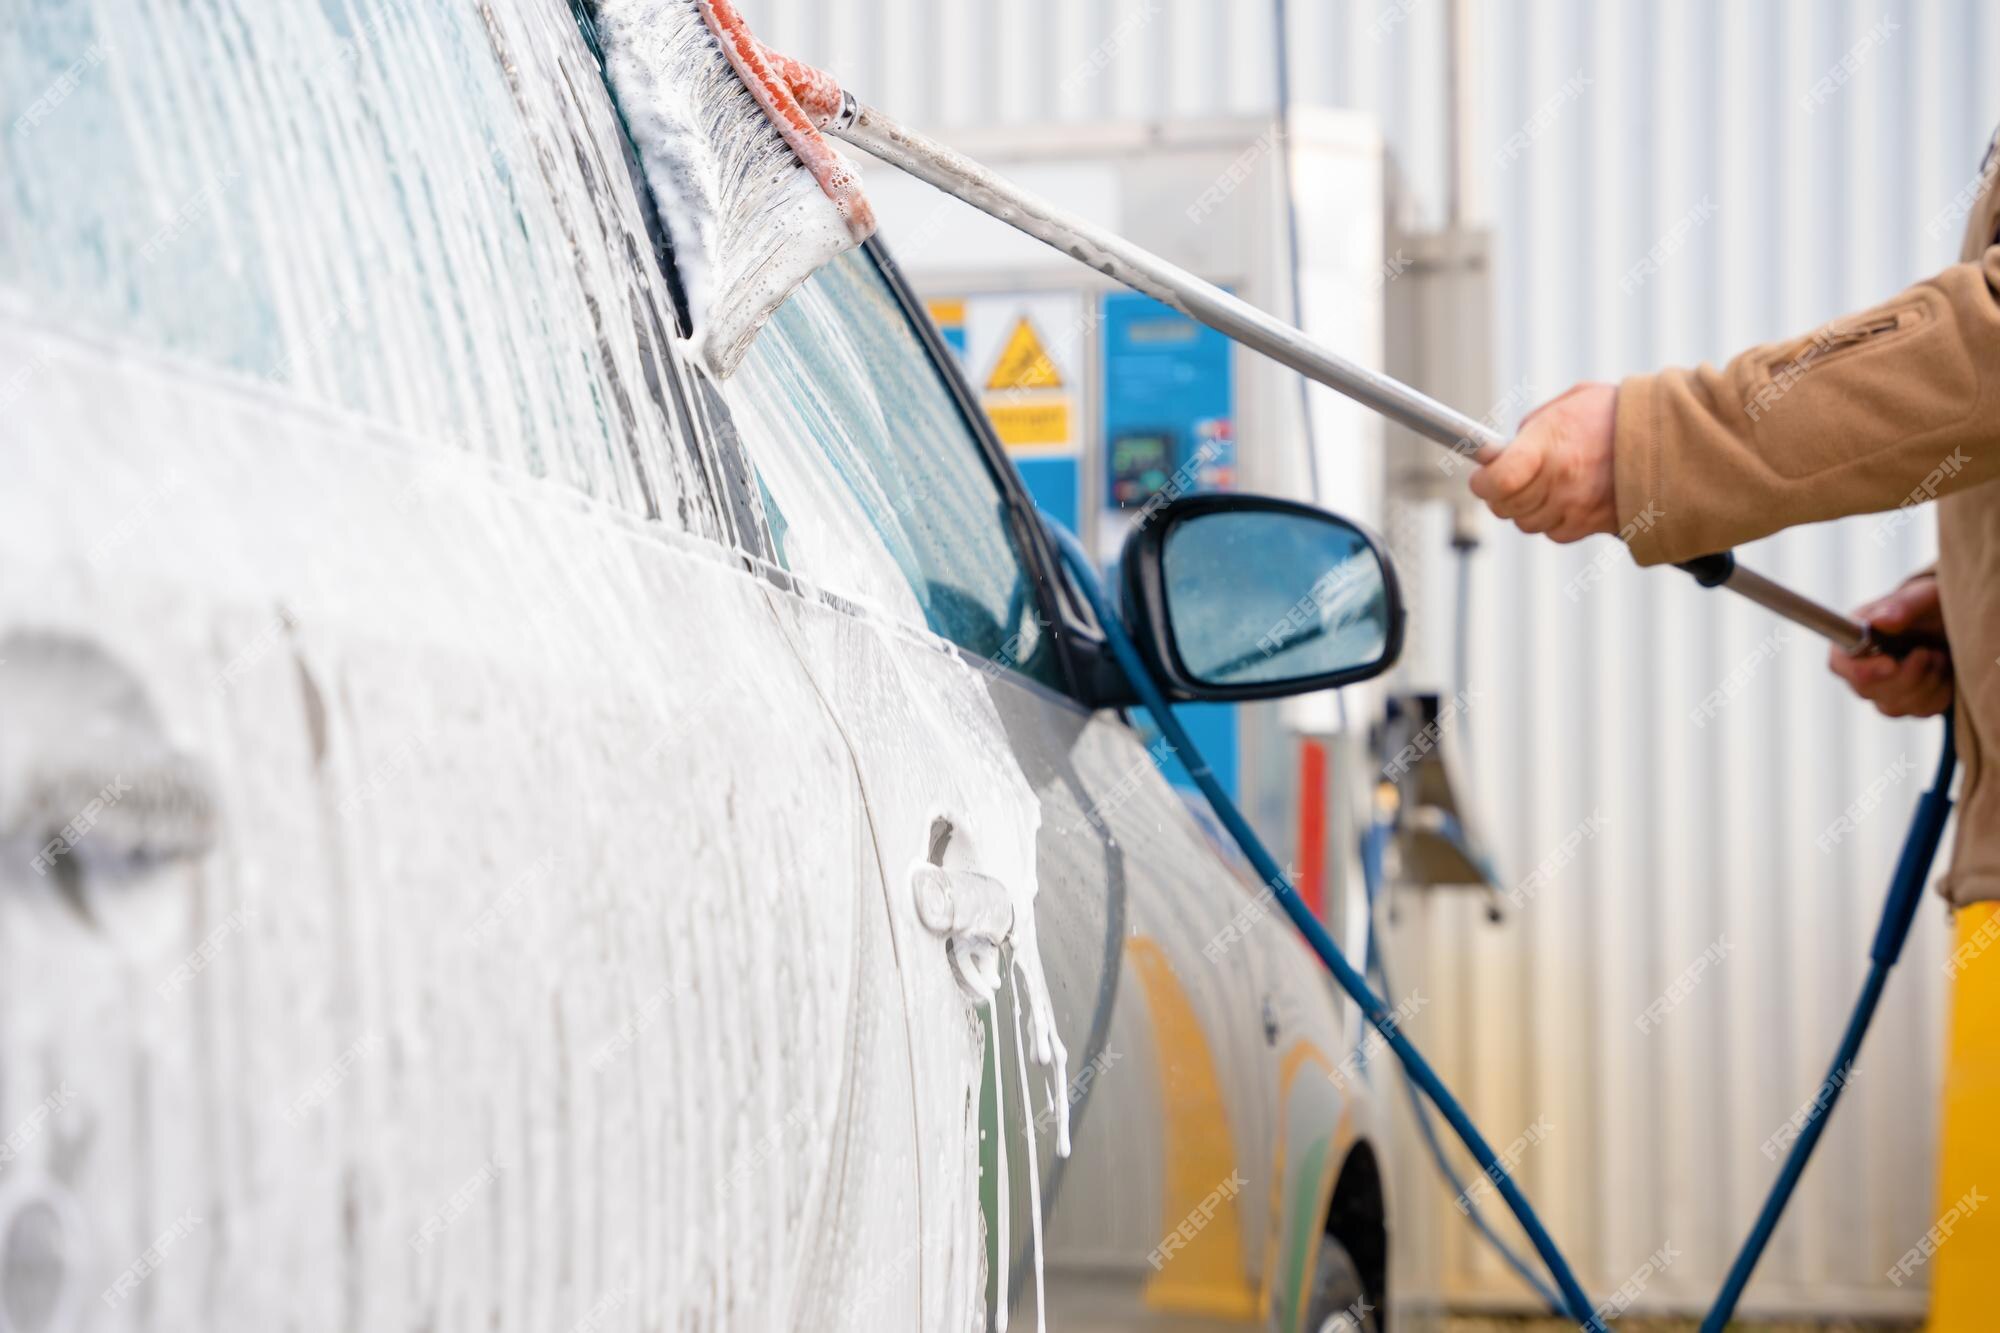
[1469,382,1621,543]
[1829,576,1954,718]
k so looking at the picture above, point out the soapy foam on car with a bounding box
[1010,974,1048,1332]
[595,6,1072,1319]
[5,0,1076,1323]
[726,264,1077,1329]
[593,0,874,378]
[785,615,1071,1333]
[990,1005,1011,1325]
[1004,893,1069,1332]
[730,320,1072,1324]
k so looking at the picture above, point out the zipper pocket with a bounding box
[1829,311,1904,345]
[1758,302,1928,385]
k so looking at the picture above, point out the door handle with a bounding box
[0,631,217,883]
[911,863,1014,943]
[910,862,1014,999]
[16,758,216,878]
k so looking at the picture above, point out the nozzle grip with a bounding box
[1858,626,1950,661]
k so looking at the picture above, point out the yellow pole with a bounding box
[1927,902,2000,1328]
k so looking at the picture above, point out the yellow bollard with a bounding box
[1927,902,2000,1328]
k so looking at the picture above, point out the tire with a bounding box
[1298,1233,1382,1333]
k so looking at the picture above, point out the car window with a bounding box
[721,248,1061,691]
[0,3,733,536]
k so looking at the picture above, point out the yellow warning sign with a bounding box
[984,317,1065,391]
[962,293,1082,455]
[987,401,1073,450]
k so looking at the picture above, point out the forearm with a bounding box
[1614,246,2000,566]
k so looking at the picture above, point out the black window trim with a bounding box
[865,238,1133,709]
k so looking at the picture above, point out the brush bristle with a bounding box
[594,0,868,377]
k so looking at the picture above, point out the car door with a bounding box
[711,243,1090,1330]
[0,4,918,1328]
[712,241,1366,1331]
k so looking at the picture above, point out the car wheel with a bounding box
[1298,1232,1381,1333]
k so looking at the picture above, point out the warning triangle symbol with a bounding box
[985,317,1064,391]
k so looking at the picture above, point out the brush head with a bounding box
[593,0,874,378]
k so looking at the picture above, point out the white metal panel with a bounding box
[751,0,2000,1317]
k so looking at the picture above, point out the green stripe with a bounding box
[1279,1135,1332,1333]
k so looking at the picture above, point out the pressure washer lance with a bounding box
[812,97,1926,659]
[618,0,1914,660]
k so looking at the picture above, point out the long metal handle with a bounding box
[834,101,1498,455]
[1722,563,1867,654]
[831,100,1880,656]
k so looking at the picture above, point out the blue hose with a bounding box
[1358,822,1565,1313]
[1701,717,1957,1330]
[1048,524,1607,1330]
[1052,516,1958,1328]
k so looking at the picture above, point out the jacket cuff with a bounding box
[1611,373,1673,566]
[1940,869,2000,909]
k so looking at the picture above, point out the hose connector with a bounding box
[1675,550,1737,588]
[829,89,862,133]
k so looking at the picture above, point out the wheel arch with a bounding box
[1326,1139,1389,1317]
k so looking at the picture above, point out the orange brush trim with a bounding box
[695,0,875,241]
[760,47,844,127]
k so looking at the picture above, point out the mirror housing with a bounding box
[1119,494,1405,702]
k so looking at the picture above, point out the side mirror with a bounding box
[1120,494,1405,701]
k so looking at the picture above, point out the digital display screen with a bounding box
[1110,431,1176,507]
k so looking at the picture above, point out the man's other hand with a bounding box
[1469,382,1620,544]
[1829,575,1954,718]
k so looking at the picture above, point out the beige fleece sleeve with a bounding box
[1613,245,2000,567]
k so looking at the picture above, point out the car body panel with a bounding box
[0,312,923,1325]
[0,2,1386,1328]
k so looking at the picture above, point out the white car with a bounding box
[0,3,1399,1329]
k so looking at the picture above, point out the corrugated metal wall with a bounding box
[754,0,2000,1317]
